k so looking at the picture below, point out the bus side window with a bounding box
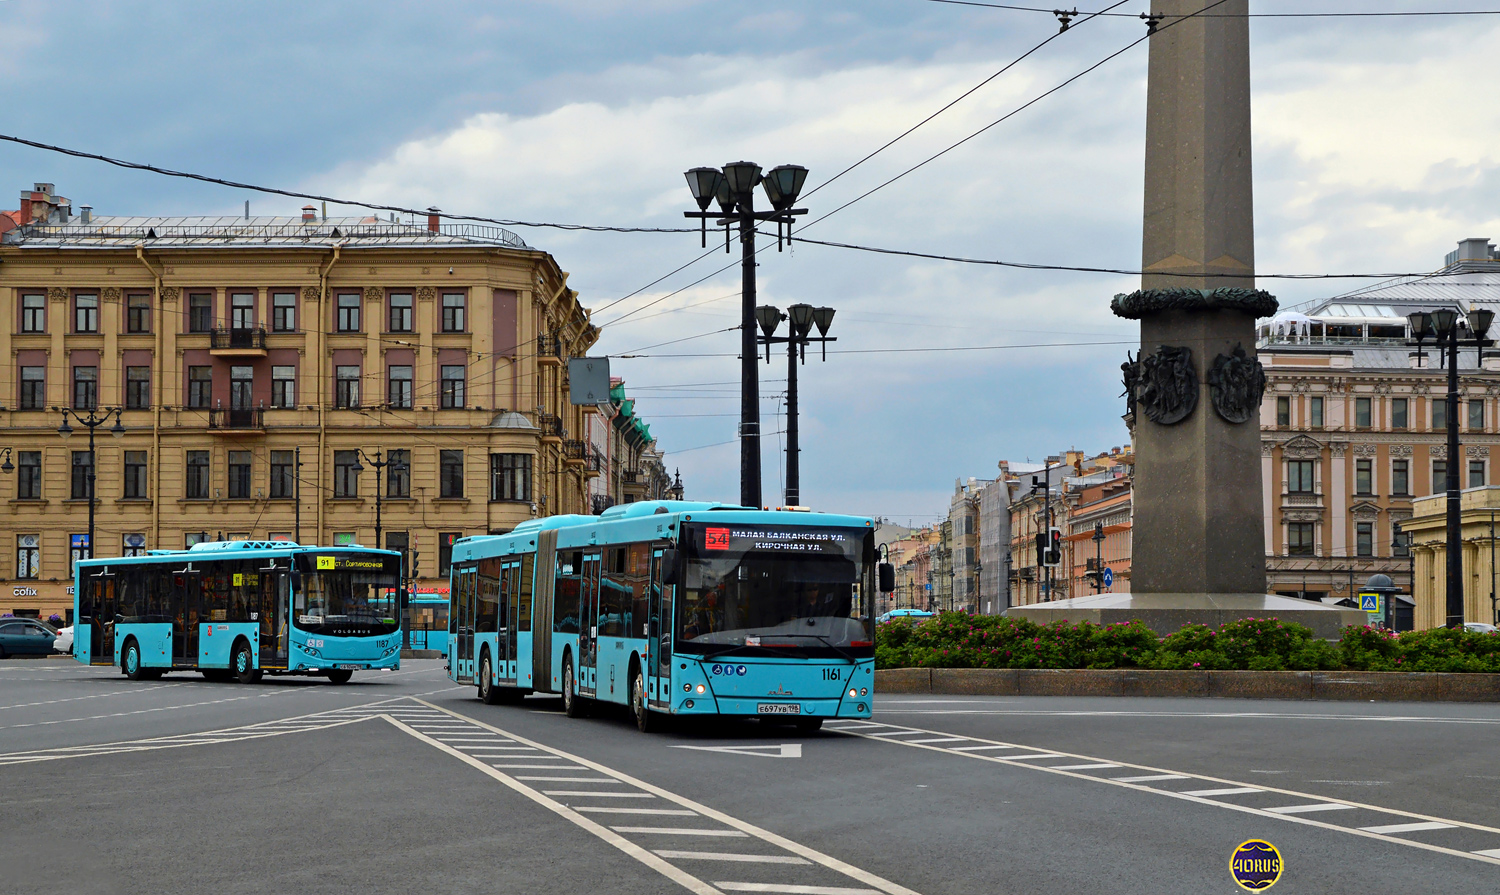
[518,554,533,632]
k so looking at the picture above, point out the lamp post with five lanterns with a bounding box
[57,407,125,566]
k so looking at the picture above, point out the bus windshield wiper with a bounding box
[699,643,799,662]
[760,632,857,663]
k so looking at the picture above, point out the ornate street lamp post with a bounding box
[58,407,125,564]
[350,449,409,549]
[684,163,809,508]
[1408,306,1494,627]
[756,303,835,506]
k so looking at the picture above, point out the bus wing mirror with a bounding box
[878,562,896,594]
[659,549,680,586]
[290,571,302,593]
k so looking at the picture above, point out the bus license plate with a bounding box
[757,703,800,715]
[337,664,361,670]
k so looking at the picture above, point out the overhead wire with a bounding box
[918,0,1500,16]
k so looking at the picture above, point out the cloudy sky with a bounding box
[3,0,1498,525]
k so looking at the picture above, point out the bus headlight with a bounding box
[848,688,858,698]
[857,703,866,712]
[861,688,868,696]
[684,683,691,692]
[695,684,706,694]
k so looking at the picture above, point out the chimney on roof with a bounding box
[427,207,441,233]
[301,205,316,223]
[80,205,91,224]
[22,183,69,225]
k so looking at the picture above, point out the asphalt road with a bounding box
[4,656,1499,894]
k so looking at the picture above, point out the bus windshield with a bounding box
[293,553,400,636]
[676,524,874,657]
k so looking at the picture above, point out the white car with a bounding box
[1463,622,1497,634]
[53,625,74,654]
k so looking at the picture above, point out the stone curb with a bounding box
[875,668,1500,702]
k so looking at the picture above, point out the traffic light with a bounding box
[1035,532,1048,568]
[1042,527,1062,567]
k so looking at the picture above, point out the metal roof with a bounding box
[1,215,529,250]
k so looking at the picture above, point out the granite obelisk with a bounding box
[1114,0,1277,598]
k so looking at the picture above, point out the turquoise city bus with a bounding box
[73,540,403,684]
[446,501,893,732]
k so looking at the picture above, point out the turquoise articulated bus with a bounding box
[447,501,893,732]
[74,541,403,684]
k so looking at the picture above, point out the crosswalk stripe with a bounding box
[1360,821,1457,834]
[1180,787,1262,797]
[715,883,880,894]
[1113,774,1189,783]
[1266,804,1354,815]
[1051,763,1122,771]
[656,850,812,865]
[612,826,748,837]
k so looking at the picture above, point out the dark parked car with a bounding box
[0,619,59,658]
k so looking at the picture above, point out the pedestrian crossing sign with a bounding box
[1359,592,1381,614]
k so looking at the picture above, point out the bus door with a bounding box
[81,572,117,666]
[172,571,201,666]
[496,561,514,685]
[505,559,524,683]
[579,552,601,698]
[259,568,289,668]
[648,549,672,708]
[455,565,477,681]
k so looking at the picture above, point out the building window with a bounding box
[122,533,147,558]
[442,293,466,332]
[74,293,99,333]
[1395,526,1410,558]
[337,294,360,332]
[271,365,296,409]
[127,294,151,333]
[71,451,93,501]
[1392,398,1408,429]
[1287,459,1315,494]
[72,366,98,410]
[388,292,413,333]
[1310,397,1324,428]
[335,365,360,409]
[16,452,41,500]
[185,451,210,499]
[123,450,148,499]
[1470,460,1486,489]
[188,366,213,409]
[1287,522,1315,557]
[17,535,39,579]
[71,534,91,576]
[1355,459,1373,495]
[230,293,255,330]
[1470,399,1485,432]
[270,450,296,499]
[334,450,361,498]
[126,366,151,410]
[228,450,252,499]
[1392,459,1409,497]
[387,449,410,499]
[439,532,460,576]
[491,453,532,501]
[230,365,253,410]
[188,293,213,333]
[19,366,44,410]
[387,365,413,409]
[1433,460,1447,495]
[21,293,45,333]
[1356,521,1374,557]
[1276,397,1290,427]
[185,531,210,549]
[385,530,409,570]
[440,450,464,498]
[440,365,465,409]
[272,292,296,332]
[1355,397,1371,429]
[1433,398,1447,431]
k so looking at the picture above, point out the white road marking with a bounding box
[715,883,881,895]
[949,744,1015,752]
[658,851,811,865]
[1474,848,1500,858]
[998,753,1066,761]
[903,738,968,745]
[492,763,589,770]
[612,827,749,837]
[1266,804,1356,815]
[843,720,1500,867]
[1180,787,1262,797]
[671,743,803,759]
[544,791,656,798]
[1050,763,1122,771]
[578,807,699,816]
[405,701,923,895]
[1360,822,1458,834]
[515,776,622,783]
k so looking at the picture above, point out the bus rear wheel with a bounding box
[479,655,501,705]
[326,669,353,685]
[563,657,586,718]
[123,640,148,681]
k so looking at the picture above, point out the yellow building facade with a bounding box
[0,198,598,622]
[1402,487,1500,630]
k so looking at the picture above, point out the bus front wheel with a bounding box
[232,642,259,684]
[479,654,501,705]
[326,669,353,685]
[563,657,586,718]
